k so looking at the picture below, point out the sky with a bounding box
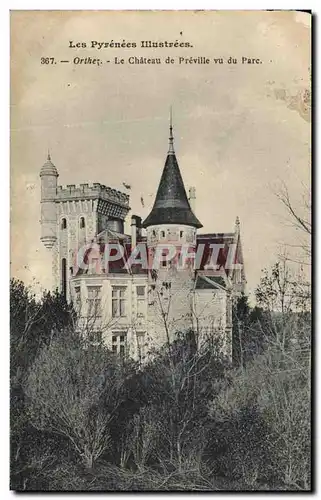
[10,10,311,299]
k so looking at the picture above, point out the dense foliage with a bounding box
[10,269,311,491]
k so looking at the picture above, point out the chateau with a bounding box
[40,120,246,362]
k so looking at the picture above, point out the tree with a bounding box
[25,331,126,469]
[209,337,311,490]
[10,279,75,377]
[232,293,250,367]
[275,180,311,266]
[123,332,229,475]
[255,259,310,350]
[277,182,311,236]
[10,279,75,490]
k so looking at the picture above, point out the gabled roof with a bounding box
[142,121,202,229]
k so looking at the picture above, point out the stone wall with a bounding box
[53,199,98,299]
[70,273,148,361]
[193,287,232,357]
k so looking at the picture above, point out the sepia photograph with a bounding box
[10,10,311,491]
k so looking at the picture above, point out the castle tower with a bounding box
[142,112,203,348]
[52,183,130,300]
[40,151,131,299]
[40,152,59,250]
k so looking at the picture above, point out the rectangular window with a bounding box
[87,286,102,318]
[112,332,127,356]
[136,286,146,317]
[112,287,126,317]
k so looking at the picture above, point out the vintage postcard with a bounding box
[10,10,311,491]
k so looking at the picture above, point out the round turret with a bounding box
[40,152,59,178]
[40,152,58,249]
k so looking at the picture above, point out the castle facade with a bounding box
[40,122,246,362]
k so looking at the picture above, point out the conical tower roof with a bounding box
[142,115,202,229]
[40,151,59,177]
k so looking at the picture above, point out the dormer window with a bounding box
[80,217,85,229]
[61,218,67,230]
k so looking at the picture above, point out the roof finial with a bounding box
[47,149,51,161]
[235,216,240,233]
[168,106,175,155]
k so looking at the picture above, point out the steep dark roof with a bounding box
[142,150,202,229]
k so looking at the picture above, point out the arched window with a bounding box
[161,230,165,238]
[61,218,67,230]
[61,258,67,298]
[180,230,184,238]
[152,230,156,237]
[80,217,85,229]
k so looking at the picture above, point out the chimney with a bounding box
[188,186,196,213]
[135,216,142,239]
[131,215,142,249]
[131,216,137,249]
[234,215,240,236]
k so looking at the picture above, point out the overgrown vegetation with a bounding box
[10,262,311,491]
